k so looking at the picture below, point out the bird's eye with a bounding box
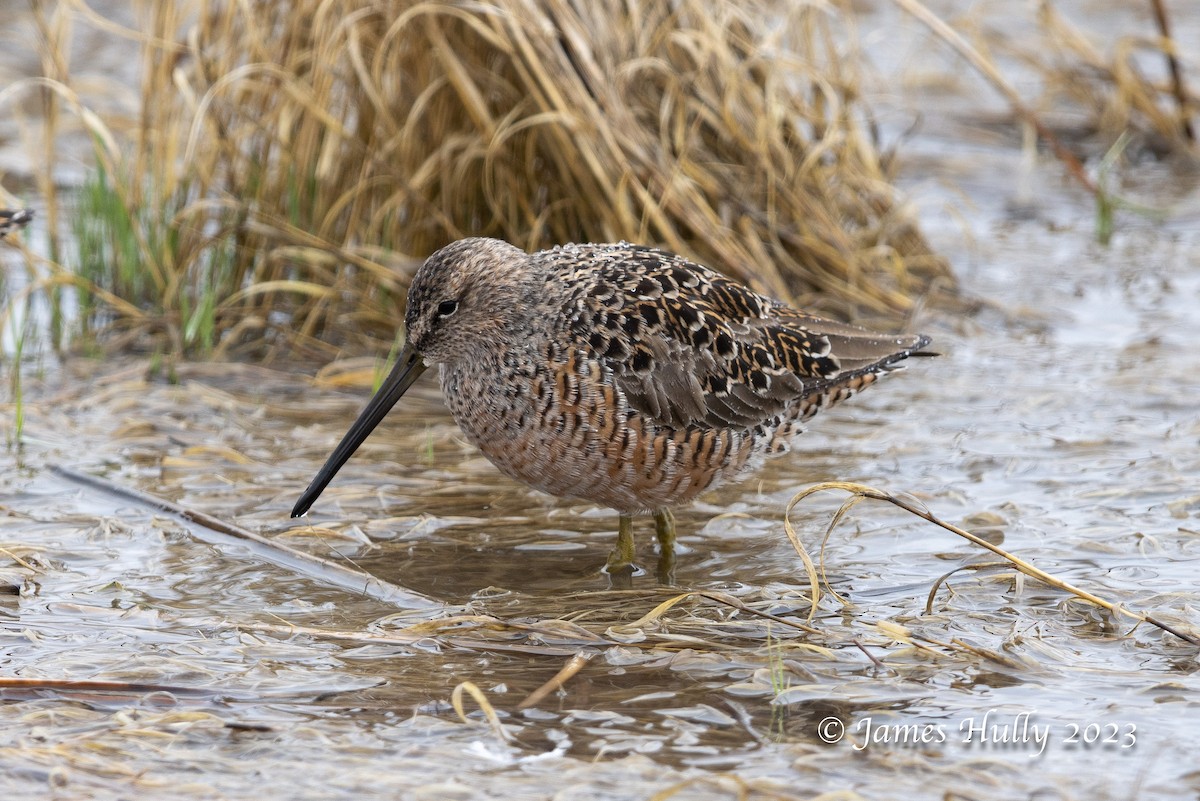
[436,299,458,318]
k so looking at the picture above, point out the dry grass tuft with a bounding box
[894,0,1197,203]
[1004,1,1197,156]
[28,0,951,358]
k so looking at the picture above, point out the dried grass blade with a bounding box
[0,676,220,699]
[1149,0,1195,141]
[692,590,822,637]
[924,562,1017,614]
[49,464,444,611]
[515,649,597,710]
[450,681,512,741]
[783,493,824,622]
[606,592,697,635]
[891,0,1098,195]
[790,481,1200,646]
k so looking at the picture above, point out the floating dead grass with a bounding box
[50,463,443,611]
[33,383,1198,718]
[44,455,831,658]
[40,456,1195,728]
[785,481,1200,647]
[19,0,951,358]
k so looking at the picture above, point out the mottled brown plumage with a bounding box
[293,237,931,582]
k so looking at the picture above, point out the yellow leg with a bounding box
[653,508,676,586]
[606,513,636,586]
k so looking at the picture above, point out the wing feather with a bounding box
[549,243,929,431]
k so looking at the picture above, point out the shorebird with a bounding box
[292,238,931,582]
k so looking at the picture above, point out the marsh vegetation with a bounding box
[1,1,1197,799]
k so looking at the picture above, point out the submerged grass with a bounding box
[22,0,952,359]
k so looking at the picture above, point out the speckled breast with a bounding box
[438,340,760,514]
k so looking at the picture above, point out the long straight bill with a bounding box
[291,345,426,517]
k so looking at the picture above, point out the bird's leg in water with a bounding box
[654,509,676,586]
[606,513,636,586]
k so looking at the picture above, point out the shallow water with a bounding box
[3,2,1200,800]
